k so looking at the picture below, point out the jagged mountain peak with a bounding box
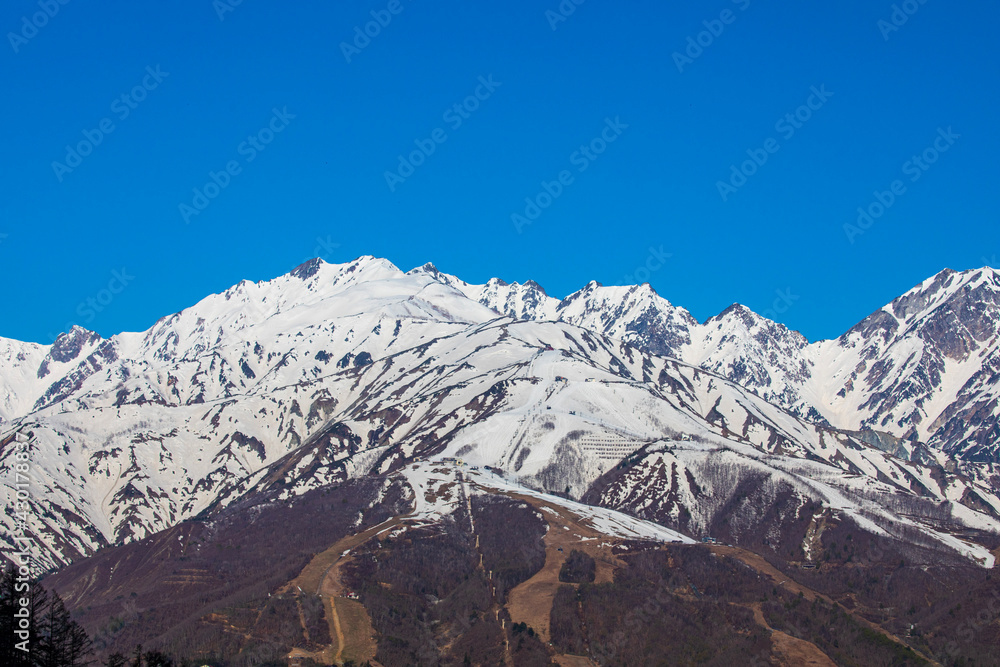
[707,302,755,324]
[558,280,669,304]
[406,262,470,292]
[34,326,105,382]
[289,257,325,280]
[842,266,1000,355]
[411,261,440,276]
[629,281,660,296]
[522,279,544,293]
[706,303,806,341]
[49,325,102,362]
[407,263,551,304]
[703,303,770,336]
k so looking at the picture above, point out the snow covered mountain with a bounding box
[422,264,1000,468]
[808,268,1000,462]
[2,257,999,572]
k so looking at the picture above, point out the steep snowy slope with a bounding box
[0,336,44,424]
[0,328,102,425]
[805,268,1000,461]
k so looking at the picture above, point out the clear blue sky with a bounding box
[1,0,997,344]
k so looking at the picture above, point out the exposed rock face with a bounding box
[37,326,103,379]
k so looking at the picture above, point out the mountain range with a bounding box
[1,257,999,574]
